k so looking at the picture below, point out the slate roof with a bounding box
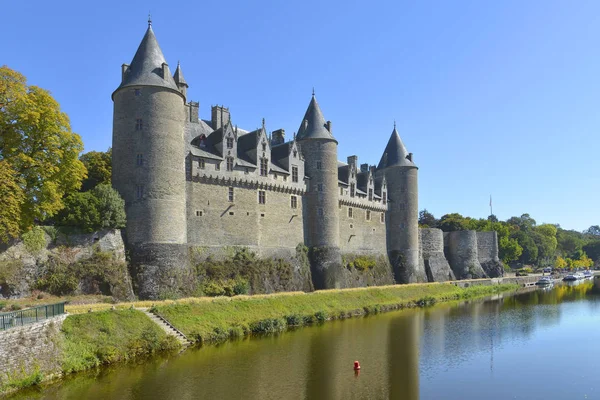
[115,25,180,94]
[271,142,292,169]
[296,95,336,142]
[173,62,187,86]
[377,126,417,169]
[338,164,349,184]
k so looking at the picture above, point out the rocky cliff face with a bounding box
[0,229,133,299]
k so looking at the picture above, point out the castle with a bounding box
[112,22,503,299]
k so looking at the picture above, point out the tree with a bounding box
[506,213,536,232]
[0,160,24,241]
[419,209,437,228]
[533,224,558,266]
[584,225,600,236]
[0,66,86,229]
[512,230,538,265]
[556,229,584,258]
[438,213,470,232]
[80,149,111,192]
[582,241,600,262]
[55,184,125,232]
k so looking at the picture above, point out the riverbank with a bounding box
[0,282,518,397]
[154,283,519,344]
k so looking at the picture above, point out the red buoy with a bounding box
[354,361,361,370]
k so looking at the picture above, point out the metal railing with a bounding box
[0,302,65,331]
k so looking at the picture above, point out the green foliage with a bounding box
[346,255,377,271]
[438,213,470,232]
[21,226,46,253]
[155,283,518,345]
[418,209,438,228]
[55,184,125,232]
[0,66,87,230]
[0,260,23,295]
[0,160,25,242]
[0,366,43,393]
[34,248,131,299]
[61,309,180,374]
[79,149,111,192]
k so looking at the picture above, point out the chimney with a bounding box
[326,120,332,132]
[211,105,230,130]
[360,163,369,173]
[271,129,285,146]
[121,64,130,83]
[161,63,170,80]
[347,155,358,169]
[188,102,199,123]
[407,153,413,162]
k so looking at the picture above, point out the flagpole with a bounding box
[490,195,493,217]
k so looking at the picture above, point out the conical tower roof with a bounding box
[296,94,336,142]
[173,61,188,87]
[377,125,417,169]
[116,23,179,93]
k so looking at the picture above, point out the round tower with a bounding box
[112,21,188,298]
[296,94,344,289]
[376,124,427,283]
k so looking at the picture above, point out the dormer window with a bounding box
[293,150,297,158]
[368,188,373,201]
[260,158,268,177]
[226,137,234,149]
[262,142,267,152]
[292,166,298,183]
[350,183,355,197]
[382,192,387,205]
[226,157,234,171]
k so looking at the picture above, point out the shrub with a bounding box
[21,227,46,253]
[314,311,328,323]
[285,314,303,326]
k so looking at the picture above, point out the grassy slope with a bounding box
[155,283,518,343]
[61,309,180,373]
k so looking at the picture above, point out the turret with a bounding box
[296,93,344,289]
[173,61,188,100]
[111,20,188,298]
[376,124,427,283]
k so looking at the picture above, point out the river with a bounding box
[12,278,600,400]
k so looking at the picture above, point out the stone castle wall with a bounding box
[476,231,504,278]
[420,228,455,282]
[338,204,387,255]
[444,231,488,279]
[0,315,66,390]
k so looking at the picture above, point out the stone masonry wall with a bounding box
[420,228,455,282]
[476,231,504,278]
[443,231,488,280]
[0,315,66,390]
[338,204,387,255]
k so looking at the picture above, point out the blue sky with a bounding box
[2,1,599,231]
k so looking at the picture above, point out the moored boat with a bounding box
[536,276,553,285]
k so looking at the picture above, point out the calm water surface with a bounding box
[13,278,600,400]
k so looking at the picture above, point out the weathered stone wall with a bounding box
[420,228,455,282]
[0,315,66,391]
[186,181,304,250]
[444,231,488,279]
[338,204,387,255]
[476,231,504,278]
[0,230,130,299]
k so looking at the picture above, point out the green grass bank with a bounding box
[155,283,519,344]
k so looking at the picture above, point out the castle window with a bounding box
[136,185,144,199]
[293,150,297,158]
[199,158,205,169]
[135,119,143,131]
[366,210,371,221]
[291,195,297,209]
[258,190,266,204]
[134,89,141,96]
[215,162,221,171]
[318,208,324,217]
[350,183,355,197]
[316,161,322,170]
[348,207,353,218]
[368,188,373,201]
[226,157,234,171]
[245,167,249,174]
[196,210,203,217]
[274,173,278,180]
[340,187,343,195]
[136,154,143,166]
[317,183,323,192]
[260,158,268,177]
[261,213,265,217]
[382,192,387,205]
[292,166,298,182]
[262,142,267,152]
[227,136,234,149]
[229,211,235,216]
[283,175,287,181]
[380,212,385,223]
[228,187,234,202]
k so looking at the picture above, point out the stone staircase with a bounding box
[140,309,192,347]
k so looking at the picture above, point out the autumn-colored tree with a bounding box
[0,66,86,230]
[0,160,24,241]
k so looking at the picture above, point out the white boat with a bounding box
[583,270,593,279]
[536,276,553,285]
[563,273,584,281]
